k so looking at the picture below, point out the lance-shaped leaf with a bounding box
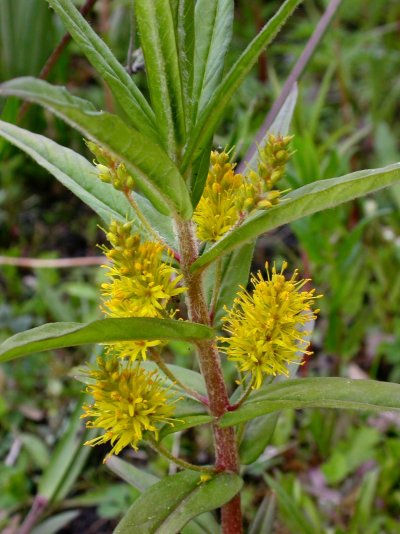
[38,394,94,503]
[0,120,177,247]
[192,162,400,271]
[0,318,214,363]
[182,0,301,171]
[106,457,220,534]
[46,0,157,139]
[114,470,243,534]
[219,377,400,427]
[0,78,193,218]
[171,0,195,133]
[135,0,185,157]
[191,0,234,122]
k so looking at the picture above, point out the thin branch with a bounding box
[228,380,254,411]
[237,0,343,174]
[149,349,209,405]
[18,0,99,122]
[125,190,181,262]
[17,495,48,534]
[0,256,104,268]
[147,436,215,473]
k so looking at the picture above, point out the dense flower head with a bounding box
[100,220,186,360]
[219,262,321,389]
[193,150,245,242]
[82,357,176,460]
[193,138,293,243]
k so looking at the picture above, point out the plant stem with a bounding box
[149,349,209,405]
[147,436,215,473]
[209,258,223,324]
[229,380,254,411]
[175,217,242,534]
[125,191,180,261]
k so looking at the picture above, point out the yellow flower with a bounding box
[86,140,134,191]
[219,262,321,389]
[82,357,176,460]
[244,134,293,212]
[100,221,186,360]
[193,150,245,242]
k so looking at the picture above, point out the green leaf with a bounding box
[215,243,254,327]
[106,456,219,534]
[141,361,207,396]
[189,139,212,206]
[0,318,214,363]
[105,456,159,492]
[159,414,214,439]
[0,77,192,218]
[113,470,243,534]
[46,0,156,139]
[220,378,400,427]
[135,0,185,157]
[38,395,93,502]
[182,0,301,170]
[264,475,317,534]
[191,0,234,122]
[31,511,80,534]
[172,0,195,133]
[0,120,177,247]
[192,162,400,271]
[239,413,279,465]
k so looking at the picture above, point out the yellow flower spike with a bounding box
[82,358,176,461]
[193,150,245,242]
[100,221,186,361]
[218,262,322,388]
[86,140,135,192]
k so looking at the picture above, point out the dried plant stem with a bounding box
[147,436,215,474]
[238,0,343,174]
[175,217,242,534]
[0,256,104,268]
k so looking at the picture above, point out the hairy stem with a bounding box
[175,217,242,534]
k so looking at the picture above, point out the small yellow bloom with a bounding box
[244,134,293,213]
[219,262,321,389]
[193,150,245,242]
[86,140,134,191]
[82,357,176,460]
[100,221,186,360]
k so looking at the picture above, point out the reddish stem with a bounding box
[175,218,242,533]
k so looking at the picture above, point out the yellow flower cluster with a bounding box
[100,220,186,360]
[82,358,175,460]
[245,133,293,211]
[219,262,321,389]
[86,140,134,191]
[194,135,293,243]
[193,150,245,242]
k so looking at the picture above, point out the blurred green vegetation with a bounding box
[1,0,400,531]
